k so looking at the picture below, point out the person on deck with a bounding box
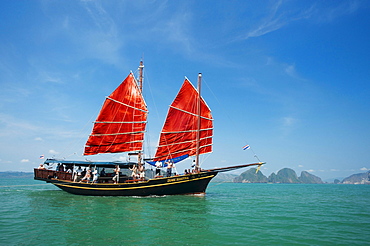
[100,168,106,177]
[80,169,91,183]
[38,163,46,169]
[129,165,137,179]
[81,168,86,178]
[138,164,145,180]
[73,166,82,182]
[155,162,162,177]
[112,165,120,184]
[166,161,173,177]
[92,169,99,183]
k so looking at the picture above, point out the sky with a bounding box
[0,0,369,180]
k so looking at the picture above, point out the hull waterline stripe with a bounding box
[53,174,215,191]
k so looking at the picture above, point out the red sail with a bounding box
[84,73,148,155]
[153,79,213,162]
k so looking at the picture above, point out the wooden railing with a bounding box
[34,169,72,181]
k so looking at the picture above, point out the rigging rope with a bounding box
[202,78,262,163]
[208,180,230,188]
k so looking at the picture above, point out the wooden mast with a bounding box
[195,73,202,170]
[138,60,144,92]
[137,60,144,166]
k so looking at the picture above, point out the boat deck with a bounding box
[34,168,147,184]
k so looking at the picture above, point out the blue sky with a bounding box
[1,0,369,180]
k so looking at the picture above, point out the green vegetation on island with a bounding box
[232,168,322,184]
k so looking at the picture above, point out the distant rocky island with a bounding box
[0,171,34,178]
[233,168,324,184]
[213,168,370,184]
[1,169,369,184]
[340,171,370,185]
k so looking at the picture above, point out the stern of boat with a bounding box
[34,168,72,182]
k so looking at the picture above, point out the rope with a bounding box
[208,180,230,188]
[202,78,263,163]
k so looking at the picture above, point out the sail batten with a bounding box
[170,106,214,120]
[84,73,148,156]
[154,144,213,160]
[95,121,147,124]
[90,131,146,136]
[153,79,213,162]
[107,97,149,113]
[157,136,212,148]
[160,128,213,134]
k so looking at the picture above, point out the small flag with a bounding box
[39,155,45,159]
[242,144,250,150]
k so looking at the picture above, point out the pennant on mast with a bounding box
[84,73,148,155]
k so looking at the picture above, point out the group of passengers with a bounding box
[154,160,199,177]
[70,164,146,184]
[154,161,176,177]
[73,166,100,183]
[128,164,145,180]
[38,160,200,183]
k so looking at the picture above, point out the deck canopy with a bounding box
[44,158,136,168]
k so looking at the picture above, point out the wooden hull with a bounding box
[35,171,218,196]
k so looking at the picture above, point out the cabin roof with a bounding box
[44,158,136,168]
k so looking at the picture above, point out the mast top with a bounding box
[139,60,144,69]
[138,60,144,92]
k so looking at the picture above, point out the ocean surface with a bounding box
[0,178,369,246]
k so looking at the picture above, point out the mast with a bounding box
[137,60,144,165]
[195,73,202,170]
[138,60,144,92]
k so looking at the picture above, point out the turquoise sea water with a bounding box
[0,178,369,245]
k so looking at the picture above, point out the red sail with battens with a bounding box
[153,78,213,162]
[84,73,148,155]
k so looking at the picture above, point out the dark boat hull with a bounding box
[35,171,218,196]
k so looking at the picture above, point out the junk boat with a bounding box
[34,61,264,196]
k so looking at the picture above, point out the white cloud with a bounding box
[298,165,303,168]
[282,116,298,127]
[35,137,43,141]
[77,1,123,65]
[49,150,59,155]
[306,169,315,173]
[238,0,360,41]
[21,159,30,163]
[315,1,360,23]
[240,0,313,40]
[38,71,63,84]
[0,113,39,137]
[285,64,298,78]
[360,167,369,171]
